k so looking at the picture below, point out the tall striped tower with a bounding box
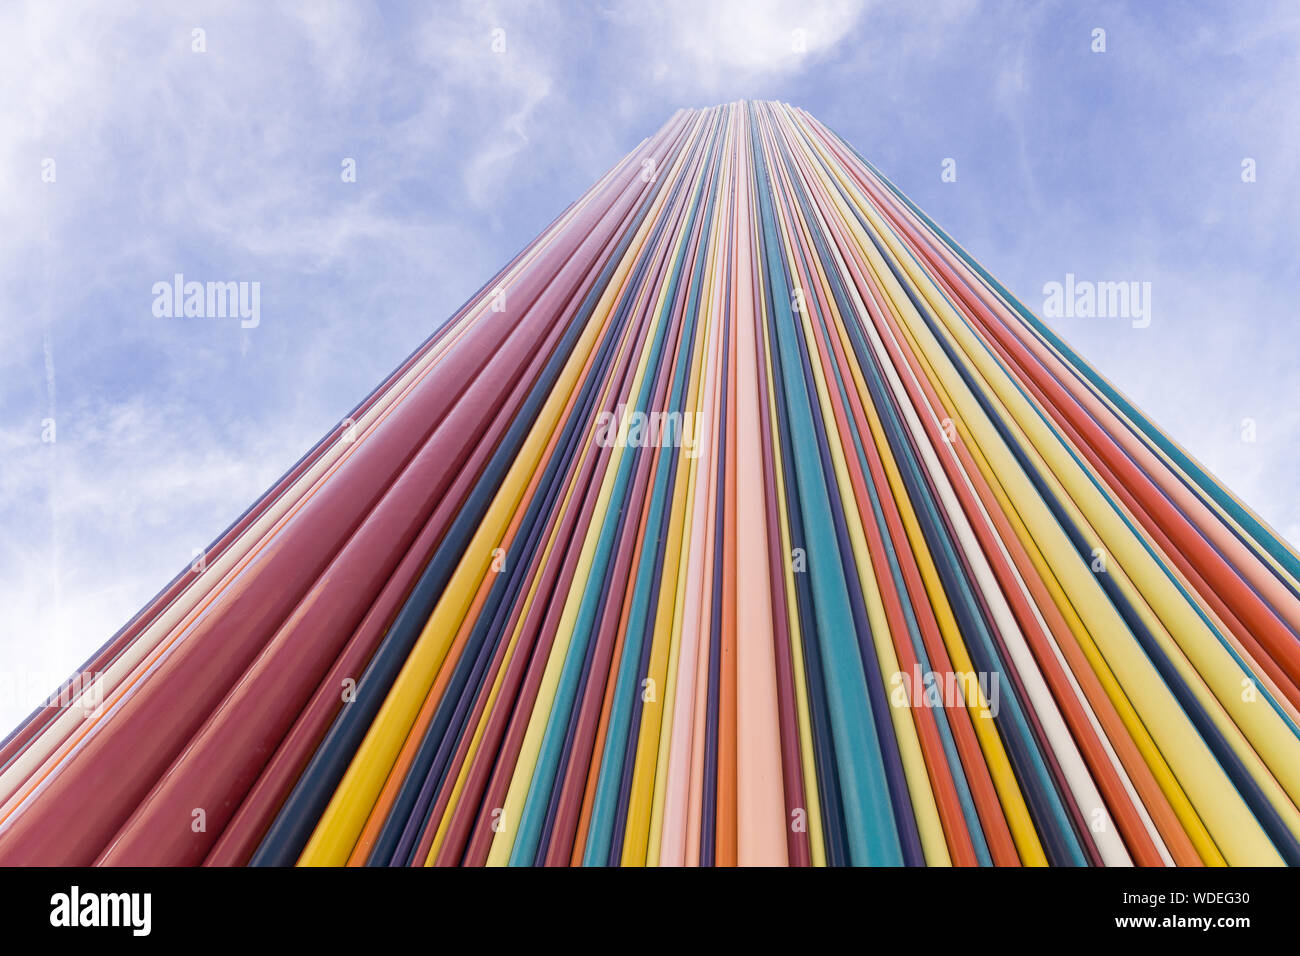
[3,102,1299,867]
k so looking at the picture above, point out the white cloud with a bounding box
[604,0,866,92]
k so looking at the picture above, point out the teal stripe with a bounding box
[750,107,902,866]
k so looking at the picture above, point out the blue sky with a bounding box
[2,0,1298,733]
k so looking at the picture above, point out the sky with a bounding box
[2,0,1298,734]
